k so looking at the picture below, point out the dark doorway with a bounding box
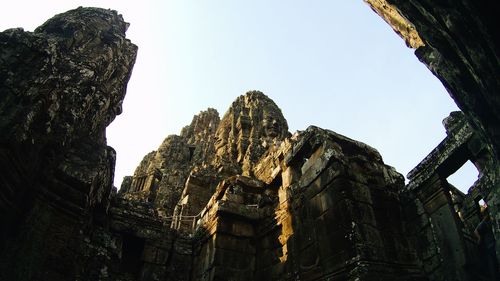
[121,233,145,278]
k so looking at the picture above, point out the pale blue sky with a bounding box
[1,1,478,192]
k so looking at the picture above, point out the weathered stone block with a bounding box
[316,220,355,261]
[356,224,385,258]
[141,263,166,281]
[257,228,282,250]
[421,255,442,278]
[255,248,282,269]
[422,191,450,215]
[214,234,255,254]
[142,244,168,264]
[299,242,320,269]
[254,262,285,281]
[282,166,299,189]
[216,218,255,237]
[213,248,255,270]
[212,265,254,281]
[222,193,244,204]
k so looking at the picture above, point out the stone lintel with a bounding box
[406,115,474,190]
[364,0,424,48]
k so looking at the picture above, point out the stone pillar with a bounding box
[405,175,468,281]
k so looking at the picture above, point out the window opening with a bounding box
[478,199,486,208]
[188,146,195,161]
[446,160,479,194]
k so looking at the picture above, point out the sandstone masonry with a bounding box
[0,2,499,281]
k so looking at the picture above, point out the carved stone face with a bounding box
[262,111,282,138]
[214,124,228,152]
[262,116,281,138]
[213,91,288,171]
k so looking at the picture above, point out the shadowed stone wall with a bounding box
[1,2,499,280]
[403,112,496,281]
[0,7,137,281]
[192,127,426,281]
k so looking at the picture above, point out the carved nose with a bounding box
[114,103,123,115]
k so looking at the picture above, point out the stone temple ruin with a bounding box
[0,1,498,281]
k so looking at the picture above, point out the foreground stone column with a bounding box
[0,7,137,281]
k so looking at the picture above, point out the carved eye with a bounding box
[101,31,115,44]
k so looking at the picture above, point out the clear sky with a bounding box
[1,1,478,193]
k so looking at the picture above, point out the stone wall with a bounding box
[1,2,499,280]
[108,198,194,281]
[192,176,268,281]
[365,4,500,267]
[120,108,220,218]
[121,91,290,232]
[192,127,426,281]
[403,112,496,281]
[0,7,137,281]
